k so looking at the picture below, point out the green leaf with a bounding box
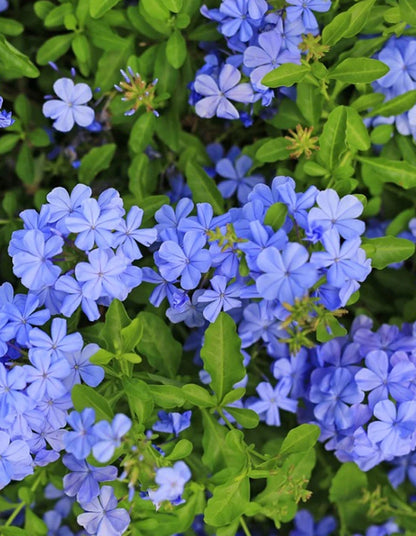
[72,384,114,421]
[123,377,154,423]
[185,160,224,215]
[141,0,170,21]
[161,0,183,11]
[136,312,182,377]
[141,194,170,224]
[28,128,51,148]
[36,33,74,65]
[90,0,121,18]
[342,0,377,38]
[296,83,323,126]
[89,348,114,365]
[279,424,320,457]
[0,133,20,154]
[129,113,157,154]
[24,509,47,535]
[121,317,143,353]
[71,34,91,74]
[148,384,186,408]
[16,144,35,184]
[201,410,228,472]
[44,3,72,27]
[370,124,393,145]
[399,0,416,26]
[220,387,245,406]
[329,463,368,532]
[368,90,416,118]
[256,138,291,162]
[166,30,187,69]
[166,439,193,460]
[0,35,39,77]
[94,38,134,91]
[264,202,288,231]
[351,92,385,112]
[79,144,116,184]
[200,313,245,403]
[321,11,351,45]
[204,477,250,526]
[328,58,389,84]
[317,106,348,171]
[346,107,371,151]
[1,528,28,536]
[225,407,259,429]
[361,236,415,269]
[101,299,131,354]
[0,17,24,36]
[262,63,310,88]
[181,384,215,407]
[359,156,416,189]
[386,208,416,236]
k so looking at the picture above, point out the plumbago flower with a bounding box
[43,78,95,132]
[194,64,254,119]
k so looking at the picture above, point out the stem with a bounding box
[5,471,44,527]
[240,516,252,536]
[217,408,235,430]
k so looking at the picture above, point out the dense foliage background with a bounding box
[3,1,416,535]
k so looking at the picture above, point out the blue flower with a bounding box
[43,78,95,132]
[92,414,132,463]
[215,154,264,203]
[256,243,318,304]
[286,0,331,32]
[0,96,14,128]
[290,509,337,536]
[152,410,192,436]
[63,454,117,504]
[244,30,300,90]
[308,190,365,240]
[24,350,70,400]
[149,461,191,507]
[368,400,416,458]
[248,379,297,426]
[355,350,416,408]
[64,343,104,389]
[0,431,33,488]
[198,275,242,322]
[377,38,416,93]
[10,229,63,291]
[113,206,157,260]
[218,0,265,41]
[194,64,254,120]
[158,231,211,290]
[64,408,97,460]
[29,318,83,361]
[77,485,130,536]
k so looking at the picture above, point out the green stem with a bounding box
[5,471,44,527]
[239,516,252,536]
[217,408,235,430]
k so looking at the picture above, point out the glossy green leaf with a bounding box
[72,384,114,421]
[322,11,351,45]
[79,144,116,184]
[329,58,389,84]
[279,424,320,457]
[166,439,193,460]
[136,312,182,377]
[185,160,224,215]
[204,477,250,526]
[264,202,288,231]
[367,90,416,117]
[0,35,39,77]
[36,33,74,65]
[166,30,187,69]
[399,0,416,25]
[161,0,183,12]
[346,107,371,151]
[361,236,415,269]
[225,407,259,429]
[90,0,121,18]
[200,313,245,403]
[181,384,215,407]
[256,138,291,162]
[318,106,348,170]
[262,63,310,88]
[343,0,377,38]
[359,156,416,189]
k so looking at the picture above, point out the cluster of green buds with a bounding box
[207,223,247,255]
[115,66,159,117]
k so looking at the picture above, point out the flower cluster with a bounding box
[8,185,157,320]
[147,175,371,348]
[371,36,416,139]
[191,0,331,120]
[287,316,416,472]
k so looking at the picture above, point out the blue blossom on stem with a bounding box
[42,78,95,132]
[194,64,254,120]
